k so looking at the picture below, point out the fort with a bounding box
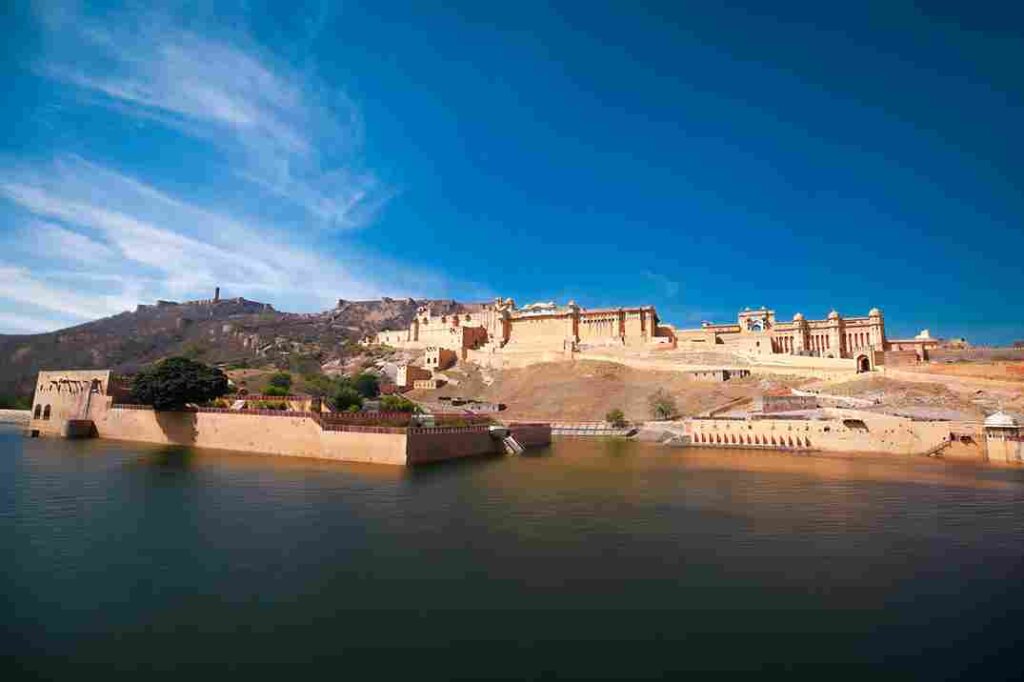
[368,297,669,356]
[367,297,941,374]
[22,290,1019,467]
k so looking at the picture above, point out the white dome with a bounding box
[984,412,1019,429]
[793,312,804,321]
[869,307,882,317]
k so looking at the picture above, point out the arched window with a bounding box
[33,404,41,419]
[42,405,51,420]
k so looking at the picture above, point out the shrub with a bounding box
[131,357,229,411]
[332,386,364,412]
[353,372,380,399]
[303,373,336,398]
[605,408,627,428]
[379,395,422,413]
[647,389,677,421]
[0,394,32,410]
[251,400,287,410]
[267,372,292,391]
[263,385,289,397]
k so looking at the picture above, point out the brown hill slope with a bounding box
[0,296,466,399]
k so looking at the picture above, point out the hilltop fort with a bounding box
[365,296,940,374]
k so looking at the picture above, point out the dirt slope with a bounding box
[411,360,803,422]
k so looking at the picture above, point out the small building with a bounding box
[983,412,1021,464]
[413,378,446,390]
[424,346,457,371]
[396,364,431,389]
[689,369,750,382]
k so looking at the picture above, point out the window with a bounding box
[33,404,41,419]
[43,405,51,420]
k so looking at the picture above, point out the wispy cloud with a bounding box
[0,154,453,333]
[26,221,117,265]
[642,271,681,299]
[0,310,73,335]
[0,3,454,335]
[37,3,384,229]
[0,156,395,316]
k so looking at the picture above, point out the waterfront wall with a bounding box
[508,423,553,447]
[30,397,504,466]
[684,411,954,456]
[406,427,497,464]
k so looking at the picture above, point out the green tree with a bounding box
[331,386,364,412]
[263,385,289,397]
[267,372,292,391]
[647,389,677,421]
[131,357,229,410]
[0,394,32,410]
[605,408,627,428]
[353,372,380,399]
[303,373,336,399]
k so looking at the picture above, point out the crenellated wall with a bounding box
[30,388,502,466]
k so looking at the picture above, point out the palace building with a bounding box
[367,297,672,358]
[367,298,939,373]
[675,307,938,371]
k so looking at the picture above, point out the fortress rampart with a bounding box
[27,370,550,465]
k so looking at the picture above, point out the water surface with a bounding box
[3,425,1023,678]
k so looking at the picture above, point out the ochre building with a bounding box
[367,298,672,357]
[675,307,937,371]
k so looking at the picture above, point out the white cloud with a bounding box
[0,157,384,304]
[28,221,116,265]
[0,310,73,335]
[0,156,453,333]
[0,263,137,321]
[37,4,383,229]
[0,5,461,335]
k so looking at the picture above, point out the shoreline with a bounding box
[0,409,30,424]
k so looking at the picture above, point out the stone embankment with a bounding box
[0,409,30,424]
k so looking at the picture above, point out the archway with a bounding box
[856,355,871,373]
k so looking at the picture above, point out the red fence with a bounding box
[109,404,496,434]
[319,411,414,427]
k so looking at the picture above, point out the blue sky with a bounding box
[1,1,1022,343]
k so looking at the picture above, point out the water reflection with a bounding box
[3,431,1023,678]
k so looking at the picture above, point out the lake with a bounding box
[3,424,1023,679]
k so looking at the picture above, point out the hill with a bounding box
[0,295,468,400]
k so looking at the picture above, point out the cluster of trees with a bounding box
[128,357,395,414]
[303,372,381,412]
[131,357,229,410]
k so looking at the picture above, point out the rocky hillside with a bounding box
[0,296,471,398]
